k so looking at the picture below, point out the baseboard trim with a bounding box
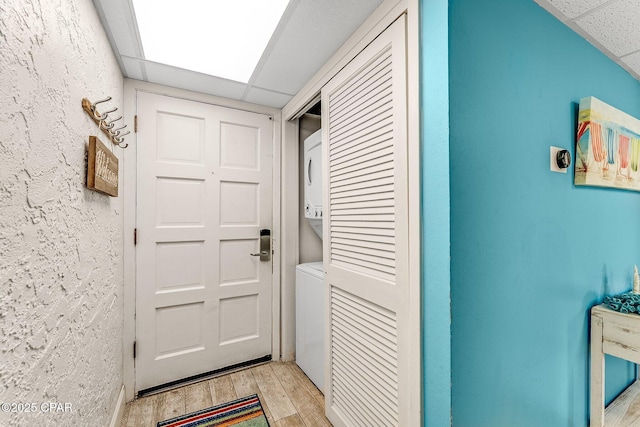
[109,385,126,427]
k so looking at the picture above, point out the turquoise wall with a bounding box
[449,0,640,425]
[420,0,451,425]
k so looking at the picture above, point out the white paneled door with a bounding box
[322,16,410,427]
[135,93,273,392]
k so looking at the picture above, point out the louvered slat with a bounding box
[331,184,395,201]
[332,257,395,283]
[331,169,394,191]
[330,176,394,196]
[329,109,393,149]
[329,50,392,113]
[332,291,398,338]
[330,125,392,159]
[330,219,395,229]
[329,52,391,114]
[332,196,395,208]
[331,142,394,172]
[331,339,398,407]
[332,357,397,426]
[331,226,395,237]
[330,83,393,134]
[332,242,395,261]
[332,233,395,245]
[331,287,399,426]
[332,328,398,386]
[331,153,395,181]
[332,348,398,405]
[331,195,394,209]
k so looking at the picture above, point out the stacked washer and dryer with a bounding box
[295,128,324,393]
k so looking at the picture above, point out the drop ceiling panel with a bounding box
[243,87,293,108]
[121,56,144,81]
[545,0,611,19]
[574,0,640,57]
[144,61,246,100]
[92,0,141,58]
[252,0,384,95]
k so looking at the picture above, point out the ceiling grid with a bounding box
[92,0,383,108]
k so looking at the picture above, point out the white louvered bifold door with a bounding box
[321,16,409,427]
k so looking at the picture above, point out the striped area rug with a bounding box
[157,394,269,427]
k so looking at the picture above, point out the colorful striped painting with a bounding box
[575,96,640,192]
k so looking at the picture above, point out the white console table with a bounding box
[591,304,640,426]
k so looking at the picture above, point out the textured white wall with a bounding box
[0,1,124,426]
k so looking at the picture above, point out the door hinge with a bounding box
[134,115,138,133]
[134,228,137,245]
[133,341,137,359]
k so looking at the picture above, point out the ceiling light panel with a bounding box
[132,0,290,83]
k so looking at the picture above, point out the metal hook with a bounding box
[102,115,122,130]
[100,107,118,120]
[90,97,112,120]
[92,96,112,108]
[114,134,128,147]
[111,125,127,133]
[91,109,104,121]
[118,142,129,149]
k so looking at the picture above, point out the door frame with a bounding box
[279,0,421,424]
[122,80,282,401]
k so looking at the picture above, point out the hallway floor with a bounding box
[121,361,332,427]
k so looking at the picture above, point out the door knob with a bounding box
[249,229,271,261]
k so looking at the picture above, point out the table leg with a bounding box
[591,315,605,427]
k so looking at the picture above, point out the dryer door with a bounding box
[304,129,323,220]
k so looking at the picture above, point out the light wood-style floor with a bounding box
[120,362,332,427]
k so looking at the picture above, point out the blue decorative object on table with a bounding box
[604,265,640,314]
[604,292,640,313]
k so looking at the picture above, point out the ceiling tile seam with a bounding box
[620,48,640,59]
[120,55,248,85]
[123,0,145,58]
[118,0,147,80]
[91,0,128,77]
[569,0,621,22]
[240,0,302,101]
[118,55,147,81]
[247,84,296,97]
[139,61,149,82]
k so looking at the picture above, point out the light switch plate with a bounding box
[550,146,568,173]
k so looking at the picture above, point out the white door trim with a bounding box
[122,80,281,401]
[279,0,420,424]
